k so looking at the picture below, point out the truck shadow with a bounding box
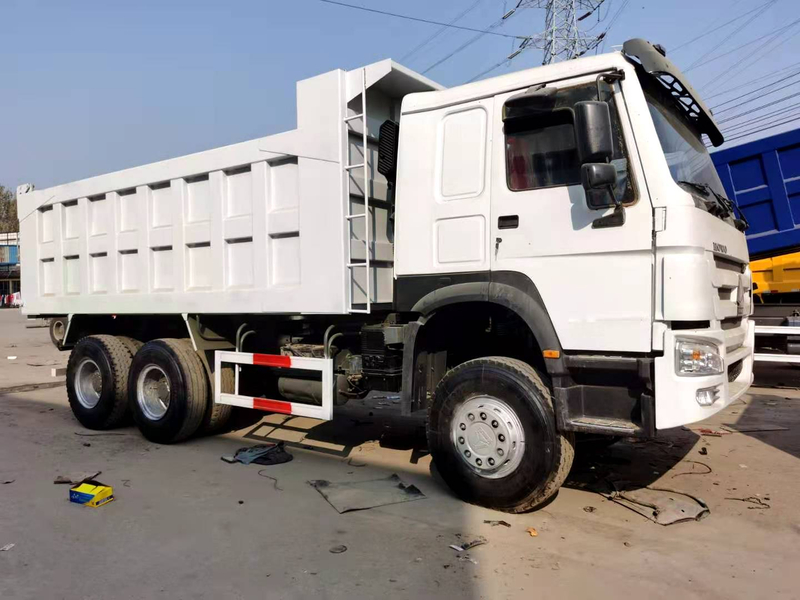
[236,401,701,503]
[565,429,699,495]
[724,384,800,461]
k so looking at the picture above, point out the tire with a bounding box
[128,338,208,444]
[49,317,68,349]
[200,366,234,434]
[427,356,575,513]
[66,335,134,430]
[116,336,143,358]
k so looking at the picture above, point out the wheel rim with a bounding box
[75,358,103,409]
[451,395,525,479]
[137,365,171,421]
[53,321,65,342]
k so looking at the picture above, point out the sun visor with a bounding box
[623,38,724,147]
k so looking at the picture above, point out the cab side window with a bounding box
[505,83,635,205]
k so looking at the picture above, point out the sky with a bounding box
[2,0,799,191]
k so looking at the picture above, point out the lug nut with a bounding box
[465,450,472,458]
[488,458,495,466]
[476,458,482,466]
[459,423,466,431]
[458,437,465,444]
[491,420,498,428]
[480,412,487,420]
[497,448,504,456]
[468,413,475,421]
[498,434,505,442]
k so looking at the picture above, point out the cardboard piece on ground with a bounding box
[608,483,709,526]
[69,481,114,508]
[308,473,425,513]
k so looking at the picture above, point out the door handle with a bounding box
[498,215,519,229]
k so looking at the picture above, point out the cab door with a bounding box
[490,76,654,352]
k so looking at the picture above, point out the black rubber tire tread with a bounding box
[116,336,143,359]
[427,356,575,514]
[66,335,134,430]
[49,317,67,349]
[128,338,208,444]
[200,365,234,434]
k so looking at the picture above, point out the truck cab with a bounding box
[393,38,753,444]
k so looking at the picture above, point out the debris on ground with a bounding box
[483,519,511,528]
[583,506,597,513]
[671,460,712,478]
[457,555,478,565]
[222,442,293,466]
[449,537,487,552]
[606,483,710,525]
[308,473,425,513]
[257,470,283,491]
[1,544,14,552]
[693,428,731,437]
[54,471,102,485]
[69,481,114,508]
[7,356,17,360]
[526,527,539,537]
[721,424,789,433]
[329,545,348,554]
[739,464,748,469]
[2,479,14,485]
[725,496,771,509]
[624,541,632,547]
[82,442,91,447]
[699,447,708,456]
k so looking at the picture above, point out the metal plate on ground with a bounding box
[308,473,425,513]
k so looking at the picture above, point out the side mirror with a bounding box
[574,101,613,163]
[581,163,617,210]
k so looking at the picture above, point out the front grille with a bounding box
[728,359,744,383]
[714,255,746,274]
[721,317,743,330]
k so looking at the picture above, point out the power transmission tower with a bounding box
[519,0,607,65]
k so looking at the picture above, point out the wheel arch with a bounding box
[398,272,567,415]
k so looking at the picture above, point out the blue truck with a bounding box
[713,129,800,353]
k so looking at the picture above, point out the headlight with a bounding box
[676,339,723,376]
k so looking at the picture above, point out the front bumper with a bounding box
[654,319,754,429]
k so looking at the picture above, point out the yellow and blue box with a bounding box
[69,481,114,508]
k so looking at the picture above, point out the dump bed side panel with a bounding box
[19,69,348,316]
[713,128,800,258]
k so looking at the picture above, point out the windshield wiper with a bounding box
[677,180,749,232]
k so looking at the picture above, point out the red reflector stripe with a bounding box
[253,398,292,414]
[252,354,292,368]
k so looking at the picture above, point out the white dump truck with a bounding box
[18,39,754,512]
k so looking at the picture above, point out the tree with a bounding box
[0,185,19,233]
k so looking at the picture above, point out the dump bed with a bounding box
[18,61,440,317]
[712,128,800,259]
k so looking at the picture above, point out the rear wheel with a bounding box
[200,366,234,434]
[66,335,134,429]
[49,317,67,349]
[128,339,208,443]
[427,356,574,513]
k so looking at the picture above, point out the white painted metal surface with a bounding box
[754,325,800,363]
[18,61,440,317]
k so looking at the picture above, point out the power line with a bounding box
[401,0,486,63]
[670,0,778,54]
[717,89,800,123]
[422,13,516,74]
[712,73,800,112]
[686,0,778,71]
[702,17,800,89]
[723,114,800,143]
[721,101,800,130]
[705,60,800,99]
[317,0,525,39]
[687,21,799,74]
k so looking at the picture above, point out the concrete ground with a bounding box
[1,309,799,599]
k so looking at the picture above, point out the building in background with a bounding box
[0,232,20,300]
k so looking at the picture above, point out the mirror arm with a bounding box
[595,70,625,100]
[591,182,625,229]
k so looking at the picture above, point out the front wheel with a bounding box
[427,357,574,513]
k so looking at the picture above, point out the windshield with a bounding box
[644,89,726,197]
